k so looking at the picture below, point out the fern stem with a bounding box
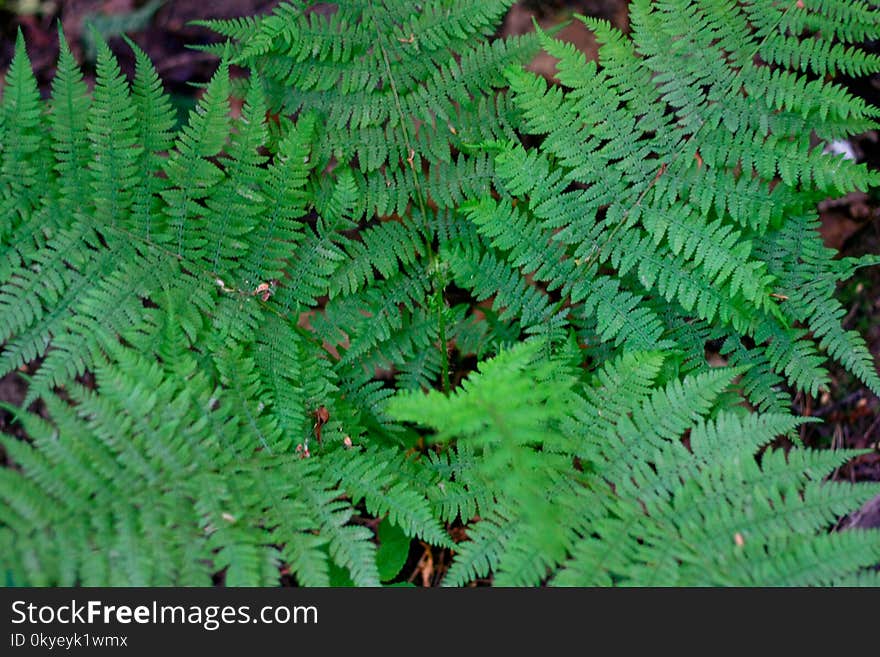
[437,280,451,396]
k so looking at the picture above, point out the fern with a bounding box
[463,4,880,405]
[389,342,880,586]
[1,1,879,587]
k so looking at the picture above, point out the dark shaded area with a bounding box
[0,0,279,95]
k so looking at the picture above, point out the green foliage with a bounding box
[196,0,535,219]
[389,343,880,586]
[1,1,879,587]
[376,518,411,583]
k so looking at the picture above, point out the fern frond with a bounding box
[161,61,231,258]
[126,37,176,240]
[0,31,47,242]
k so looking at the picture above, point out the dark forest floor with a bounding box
[1,0,879,550]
